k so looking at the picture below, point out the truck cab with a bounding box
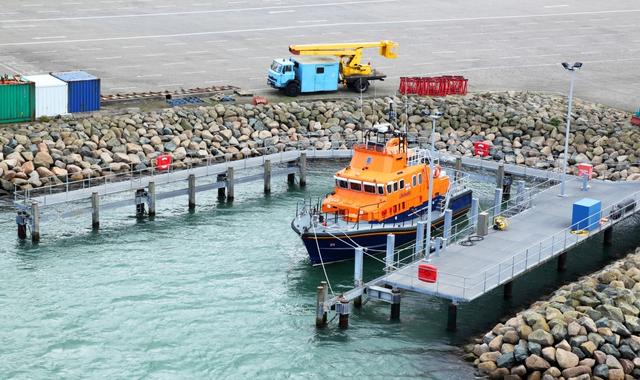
[267,57,339,97]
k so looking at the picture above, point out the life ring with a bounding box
[433,165,441,178]
[570,230,589,237]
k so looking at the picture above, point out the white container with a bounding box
[23,74,68,118]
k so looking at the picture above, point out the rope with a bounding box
[311,224,335,296]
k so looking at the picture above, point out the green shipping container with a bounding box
[0,80,36,124]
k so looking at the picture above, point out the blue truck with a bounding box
[268,56,341,97]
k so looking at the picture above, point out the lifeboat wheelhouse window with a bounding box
[337,179,348,189]
[349,181,362,191]
[387,184,393,193]
[393,182,398,192]
[412,175,417,186]
[377,185,385,195]
[399,179,405,189]
[363,183,376,194]
[418,173,423,184]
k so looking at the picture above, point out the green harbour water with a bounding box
[1,160,639,379]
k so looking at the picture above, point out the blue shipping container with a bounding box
[571,198,601,231]
[50,71,100,113]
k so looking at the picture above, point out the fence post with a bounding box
[443,209,452,248]
[91,192,100,230]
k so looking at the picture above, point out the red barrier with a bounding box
[399,76,468,96]
[632,115,640,127]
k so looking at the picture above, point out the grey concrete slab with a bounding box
[0,0,638,110]
[382,179,640,301]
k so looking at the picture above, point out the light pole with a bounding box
[559,62,582,196]
[423,110,443,260]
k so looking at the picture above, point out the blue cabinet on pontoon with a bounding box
[571,198,601,231]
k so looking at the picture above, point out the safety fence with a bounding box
[398,76,468,96]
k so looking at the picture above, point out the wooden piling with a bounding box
[557,252,567,272]
[17,212,26,240]
[91,192,100,230]
[264,159,271,194]
[135,189,146,216]
[604,227,613,245]
[299,153,307,187]
[447,301,458,332]
[217,174,226,199]
[31,201,40,243]
[316,284,327,328]
[337,296,350,329]
[226,166,235,201]
[287,172,296,185]
[390,288,401,321]
[455,157,462,181]
[188,174,196,210]
[148,182,156,217]
[504,281,513,299]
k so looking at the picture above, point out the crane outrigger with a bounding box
[267,40,398,96]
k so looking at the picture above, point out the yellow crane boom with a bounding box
[288,40,398,78]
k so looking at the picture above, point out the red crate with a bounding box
[632,115,640,126]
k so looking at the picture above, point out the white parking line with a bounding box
[1,0,395,23]
[32,36,66,40]
[4,9,640,48]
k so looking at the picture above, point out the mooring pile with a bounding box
[466,248,640,379]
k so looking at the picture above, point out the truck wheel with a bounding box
[284,81,300,97]
[352,79,369,93]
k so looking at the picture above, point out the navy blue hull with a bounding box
[296,190,473,265]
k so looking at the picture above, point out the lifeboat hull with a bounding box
[294,190,473,265]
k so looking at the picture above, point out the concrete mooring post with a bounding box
[226,167,235,201]
[148,182,156,217]
[263,159,271,194]
[91,192,100,230]
[337,296,350,329]
[443,209,453,247]
[390,288,401,321]
[414,220,426,259]
[604,227,613,245]
[494,188,503,218]
[385,234,395,273]
[299,153,307,187]
[496,164,505,190]
[31,201,40,243]
[354,247,364,308]
[477,212,489,236]
[470,197,479,230]
[188,174,196,210]
[447,301,458,331]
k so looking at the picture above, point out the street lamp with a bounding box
[559,62,582,196]
[422,109,443,260]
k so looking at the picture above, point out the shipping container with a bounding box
[0,76,35,124]
[50,71,100,113]
[23,74,68,118]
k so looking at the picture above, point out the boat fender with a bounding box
[433,165,441,178]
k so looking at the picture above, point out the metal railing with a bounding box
[394,189,640,301]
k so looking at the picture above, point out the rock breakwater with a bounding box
[467,248,640,379]
[0,92,638,195]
